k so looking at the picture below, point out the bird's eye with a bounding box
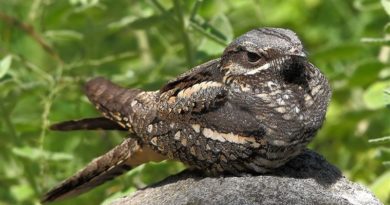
[246,52,261,63]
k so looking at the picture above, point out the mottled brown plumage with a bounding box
[41,27,331,203]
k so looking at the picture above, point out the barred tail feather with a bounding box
[50,117,126,131]
[41,138,141,203]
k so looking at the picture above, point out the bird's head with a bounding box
[220,28,331,142]
[220,27,307,83]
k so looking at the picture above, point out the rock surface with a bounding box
[110,150,382,205]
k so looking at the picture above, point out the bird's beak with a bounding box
[288,47,306,57]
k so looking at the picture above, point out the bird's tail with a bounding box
[49,77,142,132]
[41,77,166,203]
[84,77,142,130]
[41,138,166,203]
[49,117,126,131]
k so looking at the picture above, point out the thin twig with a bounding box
[188,0,228,46]
[149,0,167,14]
[0,102,19,145]
[0,11,63,64]
[190,22,228,46]
[190,0,203,21]
[38,64,64,190]
[66,52,137,70]
[173,0,194,67]
[149,0,179,33]
[361,37,390,45]
[11,53,54,84]
[368,136,390,144]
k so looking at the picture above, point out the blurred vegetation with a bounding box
[0,0,389,204]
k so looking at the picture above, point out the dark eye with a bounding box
[246,52,261,63]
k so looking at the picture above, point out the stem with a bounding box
[135,30,153,67]
[188,0,228,46]
[173,0,194,67]
[67,52,137,70]
[190,0,203,21]
[190,22,228,46]
[38,62,63,190]
[149,0,178,27]
[0,102,19,145]
[150,0,166,13]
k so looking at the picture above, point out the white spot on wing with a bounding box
[276,98,285,105]
[177,81,222,98]
[275,107,286,113]
[191,124,201,133]
[151,137,158,146]
[271,140,287,146]
[174,131,181,140]
[267,81,278,90]
[117,122,126,128]
[202,128,226,142]
[147,125,153,133]
[256,93,271,102]
[304,94,314,106]
[311,85,321,95]
[202,128,261,148]
[282,114,292,120]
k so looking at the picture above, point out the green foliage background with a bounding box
[0,0,389,204]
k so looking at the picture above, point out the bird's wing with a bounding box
[158,58,228,114]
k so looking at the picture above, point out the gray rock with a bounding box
[110,150,382,205]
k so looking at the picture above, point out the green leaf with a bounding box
[312,43,363,61]
[349,60,383,87]
[210,14,233,42]
[0,55,12,79]
[45,30,84,41]
[198,14,232,55]
[108,16,138,30]
[12,147,73,161]
[370,171,390,202]
[108,14,165,30]
[69,0,99,6]
[363,80,390,109]
[10,184,34,202]
[381,0,390,16]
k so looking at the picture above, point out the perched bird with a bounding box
[41,27,331,203]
